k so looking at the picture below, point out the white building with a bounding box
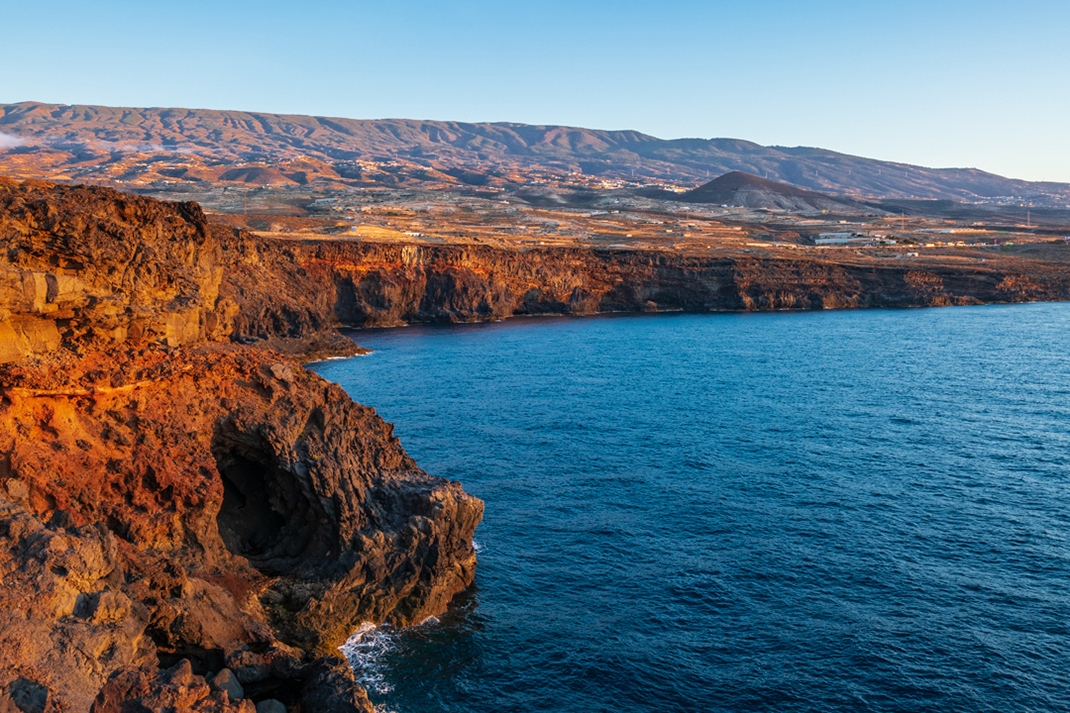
[814,232,863,246]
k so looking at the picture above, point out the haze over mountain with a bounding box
[2,102,1069,206]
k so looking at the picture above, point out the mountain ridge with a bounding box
[2,101,1068,206]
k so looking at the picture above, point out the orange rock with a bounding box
[0,181,480,712]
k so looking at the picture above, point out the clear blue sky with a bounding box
[3,0,1069,182]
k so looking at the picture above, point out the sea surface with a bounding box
[311,304,1070,713]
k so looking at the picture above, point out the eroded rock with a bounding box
[222,234,1070,336]
[90,660,255,713]
[0,181,482,711]
[0,179,234,363]
[0,346,480,710]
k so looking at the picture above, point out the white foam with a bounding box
[339,622,397,696]
[473,539,485,553]
[305,351,372,365]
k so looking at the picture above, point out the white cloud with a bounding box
[0,132,25,148]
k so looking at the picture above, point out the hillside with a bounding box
[2,102,1069,205]
[678,171,869,212]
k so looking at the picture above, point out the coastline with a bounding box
[309,302,1070,713]
[0,179,482,713]
[3,176,1070,711]
[223,234,1070,344]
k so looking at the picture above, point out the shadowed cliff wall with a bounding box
[224,237,1070,340]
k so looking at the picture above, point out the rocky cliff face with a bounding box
[0,178,237,364]
[0,181,482,713]
[4,177,1070,712]
[224,237,1070,337]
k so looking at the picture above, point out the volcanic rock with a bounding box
[0,179,482,712]
[0,178,235,363]
[222,235,1070,333]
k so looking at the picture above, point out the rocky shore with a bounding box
[3,177,1070,711]
[0,180,481,712]
[225,230,1070,339]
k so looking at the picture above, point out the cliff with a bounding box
[0,178,236,363]
[0,180,482,712]
[224,236,1070,337]
[3,177,1070,711]
[4,178,1067,364]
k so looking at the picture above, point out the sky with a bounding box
[2,0,1069,182]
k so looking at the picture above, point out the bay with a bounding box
[312,304,1070,713]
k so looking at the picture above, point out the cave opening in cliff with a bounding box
[213,443,320,575]
[216,451,286,563]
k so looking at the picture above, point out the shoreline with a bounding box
[327,297,1066,340]
[0,179,482,713]
[224,232,1070,347]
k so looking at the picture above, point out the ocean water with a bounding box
[312,305,1070,713]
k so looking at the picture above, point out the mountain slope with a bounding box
[679,171,867,212]
[2,102,1068,205]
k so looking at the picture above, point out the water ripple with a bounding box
[315,305,1070,713]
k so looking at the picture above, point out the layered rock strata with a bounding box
[0,178,236,364]
[4,178,1068,363]
[225,236,1070,337]
[0,180,482,712]
[3,176,1070,711]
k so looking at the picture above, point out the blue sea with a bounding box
[311,304,1070,713]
